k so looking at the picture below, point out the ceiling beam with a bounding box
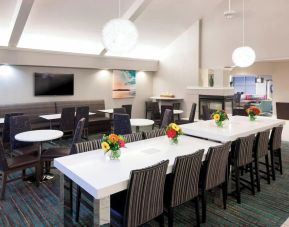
[99,0,152,56]
[8,0,35,47]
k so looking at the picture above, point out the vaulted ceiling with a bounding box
[0,0,223,60]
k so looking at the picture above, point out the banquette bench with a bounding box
[0,100,110,133]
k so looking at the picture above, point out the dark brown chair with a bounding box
[202,105,211,120]
[0,141,40,200]
[200,142,231,223]
[232,107,247,116]
[161,105,174,123]
[113,114,132,135]
[176,103,196,124]
[269,126,283,180]
[143,129,166,139]
[59,107,75,136]
[253,130,271,191]
[41,118,85,173]
[151,102,162,126]
[145,101,154,119]
[276,102,289,120]
[113,108,126,114]
[75,106,89,139]
[122,105,132,118]
[2,113,23,150]
[74,138,102,222]
[160,109,173,129]
[231,134,256,204]
[110,160,169,227]
[164,150,204,227]
[10,115,38,157]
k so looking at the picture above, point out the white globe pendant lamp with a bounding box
[232,0,256,67]
[101,0,138,53]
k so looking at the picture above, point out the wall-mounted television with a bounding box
[34,73,74,96]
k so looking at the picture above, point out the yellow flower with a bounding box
[171,123,180,132]
[213,114,220,121]
[101,142,110,152]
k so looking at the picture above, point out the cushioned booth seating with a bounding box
[0,100,110,134]
[55,100,110,133]
[0,102,56,130]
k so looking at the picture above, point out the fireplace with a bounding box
[199,95,233,119]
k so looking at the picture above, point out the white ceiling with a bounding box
[0,0,223,59]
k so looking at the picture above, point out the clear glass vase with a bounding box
[249,115,256,121]
[215,121,224,127]
[109,149,121,160]
[169,137,179,145]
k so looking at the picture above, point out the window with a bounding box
[232,75,256,94]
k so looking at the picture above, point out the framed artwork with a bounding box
[112,70,136,99]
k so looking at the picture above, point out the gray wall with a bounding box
[0,65,153,118]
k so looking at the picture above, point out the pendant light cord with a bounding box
[229,0,231,11]
[118,0,121,18]
[242,0,245,47]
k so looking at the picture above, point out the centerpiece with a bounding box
[211,110,229,127]
[166,123,182,144]
[101,133,126,160]
[246,106,261,121]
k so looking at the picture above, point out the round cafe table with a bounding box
[130,119,154,132]
[15,129,64,181]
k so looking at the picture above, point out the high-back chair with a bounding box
[145,101,154,119]
[161,105,174,123]
[0,141,40,200]
[269,126,283,179]
[122,132,143,143]
[60,107,75,136]
[200,142,231,223]
[151,102,161,126]
[253,130,270,191]
[10,115,38,156]
[122,105,132,118]
[143,129,166,139]
[113,108,127,114]
[160,109,173,128]
[177,103,197,124]
[202,105,211,120]
[165,150,204,227]
[75,106,89,138]
[110,160,169,227]
[113,114,132,135]
[2,113,23,149]
[231,134,256,204]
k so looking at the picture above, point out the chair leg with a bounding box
[222,182,227,209]
[249,163,255,195]
[0,173,7,200]
[254,158,261,192]
[278,149,283,175]
[201,190,207,223]
[270,149,276,181]
[76,185,82,222]
[69,180,73,215]
[168,207,174,227]
[35,164,40,187]
[265,155,271,184]
[235,166,241,204]
[194,197,200,227]
[159,214,165,227]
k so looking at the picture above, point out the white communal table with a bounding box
[182,115,286,143]
[130,118,154,132]
[0,118,4,124]
[55,135,220,226]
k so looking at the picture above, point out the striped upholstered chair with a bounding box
[200,142,231,223]
[74,138,102,222]
[111,160,169,227]
[253,130,270,191]
[143,129,166,139]
[164,150,204,227]
[269,126,283,179]
[122,132,143,143]
[231,134,256,204]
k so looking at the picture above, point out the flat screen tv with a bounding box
[34,73,74,96]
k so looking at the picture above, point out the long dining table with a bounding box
[54,135,220,226]
[182,115,286,143]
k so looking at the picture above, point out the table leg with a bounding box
[93,196,110,226]
[60,173,72,226]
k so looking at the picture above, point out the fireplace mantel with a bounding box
[186,86,234,96]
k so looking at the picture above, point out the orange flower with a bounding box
[108,134,119,142]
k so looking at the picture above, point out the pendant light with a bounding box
[232,0,256,67]
[101,0,138,53]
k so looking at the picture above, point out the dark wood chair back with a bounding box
[113,114,132,135]
[113,108,126,114]
[151,102,161,120]
[2,113,23,144]
[75,106,89,128]
[189,103,197,123]
[122,105,132,118]
[160,109,173,128]
[60,107,75,133]
[0,141,8,172]
[70,118,85,155]
[202,105,211,120]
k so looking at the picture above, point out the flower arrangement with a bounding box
[246,106,261,121]
[166,123,182,144]
[101,133,126,160]
[211,110,229,127]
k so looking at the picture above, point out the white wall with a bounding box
[153,20,200,116]
[0,65,153,118]
[201,0,289,69]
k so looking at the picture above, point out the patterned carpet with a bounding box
[1,138,289,226]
